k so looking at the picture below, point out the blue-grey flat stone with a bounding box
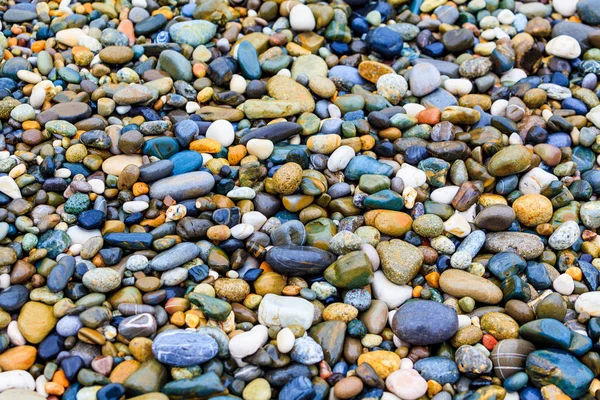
[150,242,200,271]
[153,330,219,366]
[149,171,214,201]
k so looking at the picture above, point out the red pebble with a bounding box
[482,334,498,351]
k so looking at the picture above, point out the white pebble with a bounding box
[403,103,425,117]
[35,375,48,397]
[230,74,247,94]
[328,104,342,119]
[0,274,9,289]
[246,138,274,160]
[289,4,316,32]
[230,223,254,240]
[553,273,574,295]
[498,9,515,24]
[7,321,26,346]
[443,79,472,96]
[123,200,149,213]
[327,145,355,172]
[395,164,426,188]
[276,328,295,353]
[490,99,508,116]
[206,119,235,147]
[242,211,267,230]
[88,179,105,194]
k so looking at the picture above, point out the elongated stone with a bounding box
[150,243,200,271]
[265,245,336,277]
[149,171,215,201]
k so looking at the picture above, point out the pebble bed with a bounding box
[2,0,600,399]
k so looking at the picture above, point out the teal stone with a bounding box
[404,124,431,140]
[237,40,261,80]
[38,230,71,259]
[390,113,418,130]
[269,145,308,164]
[526,349,594,398]
[487,252,526,281]
[169,150,203,175]
[57,67,81,83]
[500,275,530,303]
[261,55,293,75]
[572,146,595,172]
[158,50,193,81]
[520,319,576,352]
[104,232,153,250]
[188,293,232,321]
[168,20,217,47]
[63,192,90,215]
[142,137,180,159]
[423,201,454,220]
[21,233,38,252]
[418,158,450,188]
[358,174,390,194]
[162,371,225,399]
[364,190,404,211]
[344,155,393,181]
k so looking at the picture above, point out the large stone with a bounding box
[149,171,215,201]
[257,294,314,330]
[377,239,423,285]
[392,300,458,345]
[152,330,218,367]
[439,269,503,304]
[526,349,594,398]
[17,302,57,344]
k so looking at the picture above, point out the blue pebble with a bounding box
[279,376,315,400]
[546,132,572,148]
[504,371,529,392]
[562,97,588,115]
[551,72,569,87]
[423,42,445,57]
[181,3,195,17]
[330,41,351,56]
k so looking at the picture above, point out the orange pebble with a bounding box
[22,121,41,130]
[7,37,17,47]
[132,182,149,196]
[482,334,498,351]
[45,382,65,396]
[418,108,442,125]
[52,370,69,387]
[259,261,273,273]
[118,19,135,46]
[565,266,583,281]
[425,272,440,288]
[412,285,423,297]
[31,40,46,53]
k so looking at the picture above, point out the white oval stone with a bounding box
[0,371,35,393]
[276,327,295,353]
[242,211,267,230]
[395,164,426,188]
[230,223,254,240]
[246,139,274,160]
[552,0,578,17]
[545,35,581,60]
[123,201,149,213]
[430,186,460,204]
[553,273,574,296]
[206,119,235,147]
[575,292,600,316]
[0,176,21,199]
[443,213,471,238]
[7,321,26,346]
[372,270,412,309]
[258,293,314,329]
[327,145,355,172]
[290,4,315,32]
[443,79,472,96]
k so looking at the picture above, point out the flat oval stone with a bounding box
[392,300,458,345]
[152,330,218,366]
[439,269,503,304]
[265,245,336,277]
[149,171,215,201]
[150,243,201,271]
